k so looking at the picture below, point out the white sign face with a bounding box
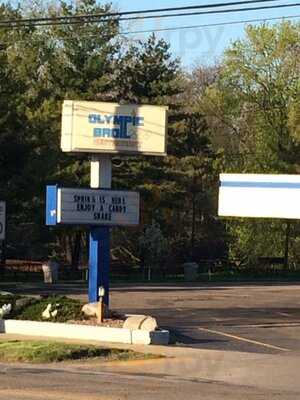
[57,188,140,226]
[219,173,300,219]
[61,100,168,156]
[0,202,6,240]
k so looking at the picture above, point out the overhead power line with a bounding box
[120,14,300,36]
[118,3,300,23]
[0,0,290,27]
[0,14,298,46]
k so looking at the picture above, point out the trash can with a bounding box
[183,262,198,282]
[42,260,59,283]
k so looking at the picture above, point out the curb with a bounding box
[0,319,169,346]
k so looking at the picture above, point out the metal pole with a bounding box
[88,155,112,306]
[284,220,291,269]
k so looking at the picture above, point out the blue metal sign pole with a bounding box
[88,155,112,306]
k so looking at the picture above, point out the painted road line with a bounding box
[223,322,300,328]
[276,312,292,317]
[198,327,291,352]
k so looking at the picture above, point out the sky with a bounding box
[114,0,300,68]
[3,0,300,68]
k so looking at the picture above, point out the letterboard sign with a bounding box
[0,202,6,240]
[46,186,139,226]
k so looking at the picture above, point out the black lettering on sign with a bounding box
[74,195,91,203]
[95,196,106,204]
[109,205,126,213]
[111,197,122,205]
[77,203,95,212]
[93,212,112,221]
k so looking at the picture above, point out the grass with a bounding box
[0,339,155,363]
[0,294,20,309]
[12,296,84,322]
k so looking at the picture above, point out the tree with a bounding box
[199,21,300,265]
[0,2,186,266]
[113,34,182,104]
[0,0,120,261]
[111,34,184,259]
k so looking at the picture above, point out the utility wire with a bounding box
[119,3,300,23]
[0,0,284,25]
[120,14,300,36]
[0,14,299,45]
[1,3,299,28]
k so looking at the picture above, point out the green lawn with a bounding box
[0,339,155,363]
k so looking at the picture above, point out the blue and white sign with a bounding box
[219,174,300,219]
[61,100,168,156]
[0,202,6,240]
[46,186,140,226]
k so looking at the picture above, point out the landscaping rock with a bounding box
[123,315,158,331]
[140,317,158,332]
[82,302,99,318]
[82,302,109,319]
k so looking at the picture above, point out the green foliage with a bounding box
[0,294,20,310]
[199,21,300,264]
[226,219,287,262]
[138,221,168,268]
[114,34,182,104]
[0,340,148,363]
[203,21,300,173]
[2,1,299,271]
[14,296,84,322]
[0,1,182,263]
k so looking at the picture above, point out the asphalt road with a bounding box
[2,282,300,354]
[0,361,298,400]
[1,281,300,399]
[111,283,300,354]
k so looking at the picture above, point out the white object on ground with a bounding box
[123,315,158,332]
[42,304,52,319]
[0,304,12,319]
[82,302,99,318]
[140,317,158,332]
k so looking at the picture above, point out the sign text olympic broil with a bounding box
[61,100,168,156]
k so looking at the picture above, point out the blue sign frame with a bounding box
[46,185,58,226]
[46,185,113,306]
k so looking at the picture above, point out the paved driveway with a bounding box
[2,281,300,354]
[110,283,300,354]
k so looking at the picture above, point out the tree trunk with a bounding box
[71,231,82,270]
[191,190,196,261]
[1,240,6,265]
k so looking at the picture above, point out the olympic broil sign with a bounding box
[61,100,168,156]
[0,202,6,240]
[46,187,140,227]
